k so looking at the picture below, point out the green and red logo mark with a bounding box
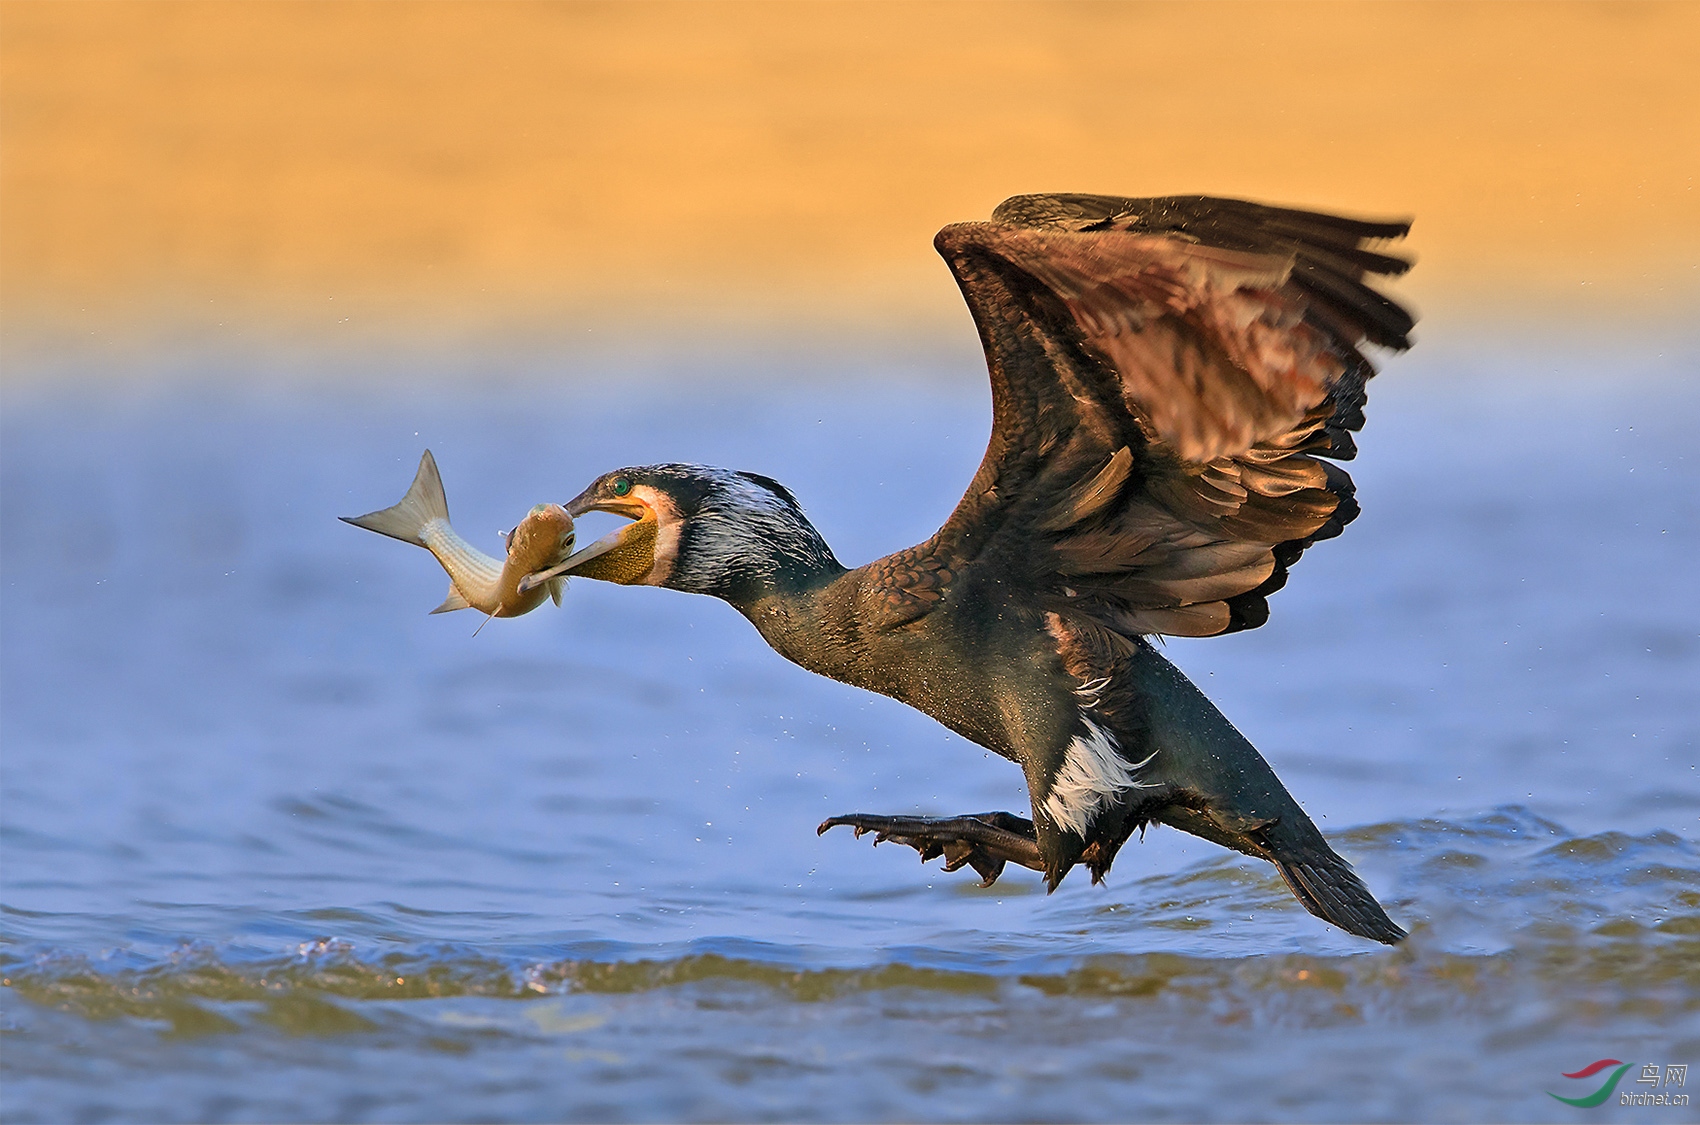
[1550,1059,1632,1107]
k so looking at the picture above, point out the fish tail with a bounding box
[340,450,451,546]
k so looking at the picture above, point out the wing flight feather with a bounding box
[866,193,1413,640]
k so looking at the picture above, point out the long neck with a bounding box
[733,562,864,684]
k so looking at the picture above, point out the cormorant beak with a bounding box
[515,487,654,593]
[565,495,648,521]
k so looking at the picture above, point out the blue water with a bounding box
[2,335,1697,1122]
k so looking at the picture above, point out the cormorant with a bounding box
[540,194,1414,944]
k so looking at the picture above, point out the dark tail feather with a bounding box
[1267,833,1406,945]
[1123,639,1407,944]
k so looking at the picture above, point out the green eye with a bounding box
[611,477,632,497]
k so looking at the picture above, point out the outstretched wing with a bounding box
[868,194,1413,638]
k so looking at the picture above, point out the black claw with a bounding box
[966,852,1006,887]
[817,812,1046,887]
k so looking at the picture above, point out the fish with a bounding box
[341,450,576,619]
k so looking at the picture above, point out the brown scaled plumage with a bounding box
[539,194,1416,944]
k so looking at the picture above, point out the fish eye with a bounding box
[611,477,632,497]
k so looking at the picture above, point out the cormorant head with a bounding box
[542,464,840,603]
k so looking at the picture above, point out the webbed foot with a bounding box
[817,812,1045,887]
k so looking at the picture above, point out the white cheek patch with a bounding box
[1041,715,1158,838]
[631,485,683,586]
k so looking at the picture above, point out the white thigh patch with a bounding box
[1041,716,1157,837]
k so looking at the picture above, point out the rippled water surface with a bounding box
[3,340,1697,1122]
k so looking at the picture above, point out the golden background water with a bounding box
[3,0,1697,362]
